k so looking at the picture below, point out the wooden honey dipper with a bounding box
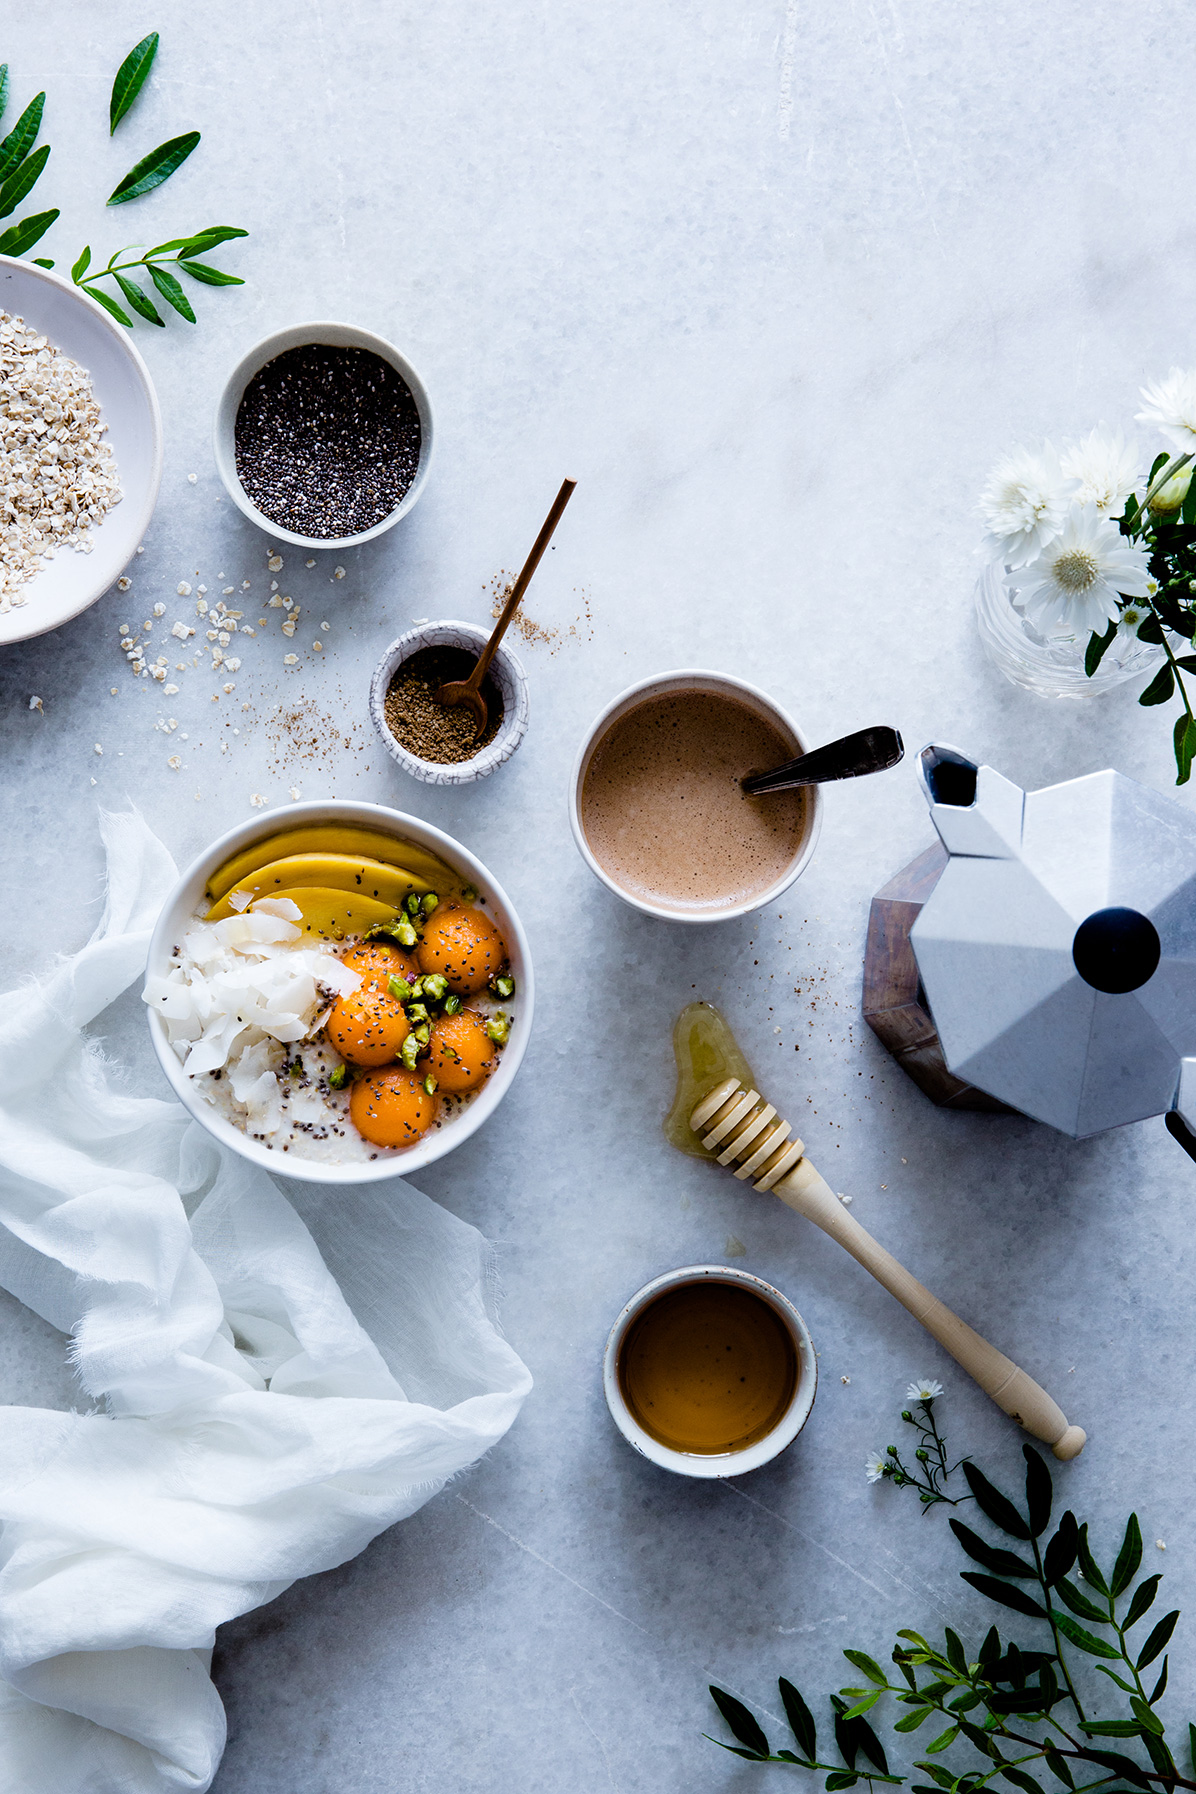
[690,1077,1085,1460]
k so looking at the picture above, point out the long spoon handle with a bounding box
[775,1156,1086,1459]
[470,477,577,691]
[742,725,903,795]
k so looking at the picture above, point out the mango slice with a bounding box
[219,886,401,942]
[207,825,458,902]
[206,854,430,921]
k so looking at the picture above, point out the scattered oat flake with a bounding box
[119,623,129,634]
[152,602,165,617]
[320,620,329,631]
[267,554,283,572]
[110,687,117,695]
[93,743,102,755]
[305,558,316,568]
[1157,1540,1167,1550]
[225,657,241,671]
[171,621,194,640]
[241,580,250,590]
[187,473,197,484]
[281,620,295,637]
[164,683,179,695]
[223,682,235,693]
[168,755,181,770]
[250,792,267,807]
[197,584,207,595]
[841,1375,850,1385]
[29,695,43,712]
[312,640,323,652]
[333,566,346,579]
[289,785,301,800]
[284,653,298,665]
[177,582,192,597]
[136,545,144,554]
[117,576,132,591]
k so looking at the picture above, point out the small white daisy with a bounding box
[1137,368,1196,454]
[1116,595,1153,641]
[981,441,1070,567]
[865,1454,888,1484]
[906,1378,944,1403]
[1011,505,1151,637]
[1060,428,1140,517]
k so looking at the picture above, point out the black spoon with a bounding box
[741,725,904,796]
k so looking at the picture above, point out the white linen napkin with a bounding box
[0,811,532,1794]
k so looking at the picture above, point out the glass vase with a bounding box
[973,560,1163,700]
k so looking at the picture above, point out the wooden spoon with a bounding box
[690,1076,1086,1460]
[436,477,577,738]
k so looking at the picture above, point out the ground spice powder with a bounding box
[384,646,503,763]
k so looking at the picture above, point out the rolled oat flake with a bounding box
[234,344,421,539]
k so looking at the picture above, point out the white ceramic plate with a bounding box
[0,255,163,647]
[145,800,533,1185]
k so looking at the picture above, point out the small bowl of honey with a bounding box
[603,1265,817,1478]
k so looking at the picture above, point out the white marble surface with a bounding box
[2,3,1196,1788]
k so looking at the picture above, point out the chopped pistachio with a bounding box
[396,920,418,948]
[413,1023,430,1046]
[421,892,440,915]
[328,1063,348,1090]
[485,1014,510,1045]
[461,883,479,903]
[289,1059,304,1078]
[405,1003,430,1025]
[388,975,414,1003]
[493,974,515,999]
[443,993,461,1015]
[407,975,425,998]
[404,891,421,917]
[422,1072,438,1096]
[400,1035,419,1072]
[421,972,448,1002]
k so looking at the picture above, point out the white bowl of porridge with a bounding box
[144,800,532,1183]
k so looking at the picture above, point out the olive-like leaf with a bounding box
[1023,1446,1053,1537]
[87,285,133,328]
[147,262,196,322]
[110,32,159,135]
[925,1727,958,1755]
[108,131,200,205]
[1002,1767,1045,1794]
[1043,1512,1079,1587]
[825,1775,859,1792]
[842,1691,882,1721]
[1140,662,1175,707]
[1096,1664,1138,1696]
[709,1686,769,1758]
[0,92,44,186]
[1124,1573,1162,1631]
[1082,1749,1152,1789]
[978,1625,1001,1666]
[852,1714,890,1776]
[173,223,247,254]
[1136,1609,1179,1669]
[1174,713,1196,788]
[951,1520,1036,1579]
[895,1709,934,1733]
[0,207,58,257]
[962,1462,1031,1540]
[915,1767,956,1792]
[113,273,163,326]
[1187,1720,1196,1775]
[1055,1578,1108,1624]
[944,1629,967,1674]
[31,256,52,268]
[779,1677,817,1760]
[1081,1720,1143,1737]
[843,1649,886,1686]
[1130,1696,1164,1737]
[0,65,8,128]
[1085,620,1118,677]
[0,142,49,221]
[1149,1656,1168,1704]
[177,257,243,286]
[1044,1745,1074,1787]
[1111,1514,1143,1597]
[1051,1609,1120,1659]
[1076,1524,1109,1597]
[71,245,91,282]
[960,1573,1046,1619]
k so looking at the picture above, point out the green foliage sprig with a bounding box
[868,1385,974,1512]
[0,35,246,327]
[709,1399,1189,1794]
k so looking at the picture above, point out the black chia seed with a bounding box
[234,343,422,539]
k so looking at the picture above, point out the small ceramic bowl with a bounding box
[569,669,823,923]
[213,320,433,551]
[603,1265,817,1478]
[144,799,533,1185]
[370,621,530,786]
[0,256,163,647]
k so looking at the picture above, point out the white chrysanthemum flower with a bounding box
[1116,592,1155,641]
[865,1454,888,1484]
[1011,506,1151,637]
[1060,429,1140,516]
[981,442,1070,567]
[906,1378,944,1403]
[1137,368,1196,453]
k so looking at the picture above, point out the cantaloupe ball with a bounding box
[427,1009,496,1092]
[341,940,417,992]
[350,1068,433,1148]
[417,904,506,994]
[326,991,410,1067]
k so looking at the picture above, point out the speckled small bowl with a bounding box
[370,621,530,786]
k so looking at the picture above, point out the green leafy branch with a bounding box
[0,34,246,326]
[709,1409,1191,1794]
